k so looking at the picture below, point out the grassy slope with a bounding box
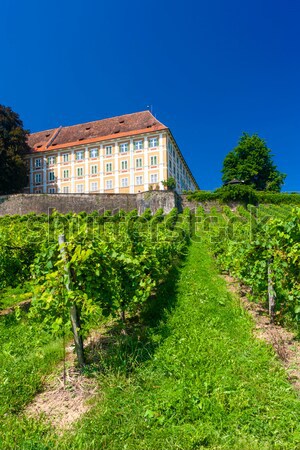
[3,241,300,450]
[0,314,63,449]
[59,241,300,450]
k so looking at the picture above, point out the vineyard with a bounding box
[0,204,300,449]
[195,204,300,326]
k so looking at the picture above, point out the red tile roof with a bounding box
[27,111,167,153]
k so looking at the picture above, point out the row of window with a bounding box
[34,138,159,168]
[40,174,160,193]
[34,157,159,183]
[35,173,159,187]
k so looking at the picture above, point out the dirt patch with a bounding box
[224,274,300,391]
[25,341,100,431]
[0,299,31,316]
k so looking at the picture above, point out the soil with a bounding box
[224,274,300,392]
[25,335,102,431]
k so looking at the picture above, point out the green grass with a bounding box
[2,241,300,449]
[61,241,300,449]
[0,312,64,450]
[0,285,32,310]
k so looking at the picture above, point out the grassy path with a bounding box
[3,241,300,449]
[60,241,300,450]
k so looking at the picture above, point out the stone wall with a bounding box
[0,191,179,216]
[0,194,137,216]
[0,192,238,217]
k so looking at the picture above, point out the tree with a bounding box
[162,177,176,191]
[221,133,286,192]
[0,105,30,194]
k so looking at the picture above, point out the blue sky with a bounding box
[1,0,299,191]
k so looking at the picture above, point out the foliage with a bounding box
[0,105,30,194]
[221,132,286,192]
[215,184,258,204]
[52,241,300,450]
[29,209,188,349]
[187,188,300,206]
[162,177,176,190]
[201,205,300,326]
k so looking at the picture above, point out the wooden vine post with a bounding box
[58,234,85,368]
[268,257,276,324]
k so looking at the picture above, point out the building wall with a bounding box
[25,130,198,195]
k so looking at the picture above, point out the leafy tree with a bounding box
[222,133,286,192]
[162,177,176,191]
[0,105,30,194]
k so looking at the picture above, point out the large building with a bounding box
[25,111,198,194]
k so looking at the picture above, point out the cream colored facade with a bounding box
[26,129,198,195]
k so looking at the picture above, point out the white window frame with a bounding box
[91,165,98,175]
[76,184,84,193]
[134,140,143,150]
[150,173,158,183]
[149,137,158,148]
[63,186,69,193]
[89,148,98,158]
[135,158,142,168]
[63,169,69,179]
[77,167,84,177]
[121,177,128,187]
[121,160,128,170]
[35,158,42,168]
[106,162,112,172]
[35,173,42,183]
[136,176,143,186]
[48,171,55,182]
[150,155,158,166]
[119,142,128,153]
[47,156,56,165]
[105,145,112,156]
[106,180,113,189]
[63,153,69,163]
[90,182,98,192]
[76,150,84,161]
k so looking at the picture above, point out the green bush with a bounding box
[215,184,258,204]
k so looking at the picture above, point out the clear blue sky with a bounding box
[1,0,299,191]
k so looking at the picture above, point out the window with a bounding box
[90,182,98,191]
[136,176,143,186]
[119,142,128,153]
[48,171,55,181]
[48,156,56,165]
[105,145,112,156]
[91,165,98,175]
[149,137,158,148]
[48,188,55,194]
[63,169,69,179]
[106,162,112,172]
[35,158,42,168]
[106,180,113,189]
[63,186,69,193]
[150,156,158,166]
[89,148,98,158]
[76,184,84,193]
[63,153,69,162]
[76,151,84,160]
[121,160,128,170]
[35,173,42,184]
[135,158,142,168]
[77,167,84,177]
[121,178,128,187]
[134,140,143,150]
[150,173,158,183]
